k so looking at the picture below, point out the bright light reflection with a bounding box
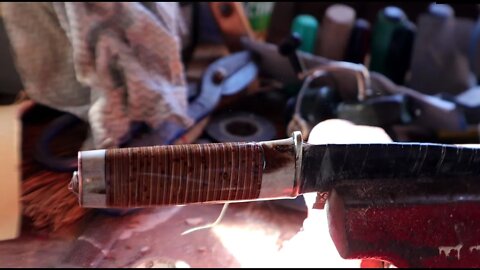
[212,206,362,268]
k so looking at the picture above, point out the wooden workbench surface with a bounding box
[0,201,309,267]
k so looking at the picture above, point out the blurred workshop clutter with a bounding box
[3,1,480,268]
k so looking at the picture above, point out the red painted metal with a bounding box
[327,191,480,267]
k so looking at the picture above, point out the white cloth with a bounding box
[2,2,193,148]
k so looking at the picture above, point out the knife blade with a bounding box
[70,131,480,208]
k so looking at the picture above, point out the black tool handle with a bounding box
[279,33,304,74]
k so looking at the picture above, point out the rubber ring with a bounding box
[206,112,277,142]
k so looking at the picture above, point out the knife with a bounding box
[70,131,480,208]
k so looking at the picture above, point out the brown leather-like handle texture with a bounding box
[104,142,264,208]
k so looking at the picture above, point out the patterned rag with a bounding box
[1,2,193,149]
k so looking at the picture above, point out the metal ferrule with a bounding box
[70,150,107,208]
[257,131,303,200]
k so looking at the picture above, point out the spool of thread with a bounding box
[291,14,319,53]
[344,18,371,64]
[409,3,475,95]
[206,112,277,143]
[369,6,407,75]
[317,4,356,61]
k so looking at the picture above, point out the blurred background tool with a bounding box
[244,2,275,41]
[344,18,371,64]
[383,19,415,85]
[243,34,470,138]
[209,2,256,52]
[278,32,307,96]
[291,14,319,54]
[373,73,468,133]
[317,4,356,61]
[470,6,480,81]
[337,94,411,127]
[451,86,480,124]
[408,3,476,95]
[279,33,306,75]
[196,2,224,45]
[370,6,410,75]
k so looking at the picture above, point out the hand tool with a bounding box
[179,2,200,65]
[278,33,306,75]
[317,4,356,61]
[344,18,371,64]
[383,20,415,85]
[291,14,318,54]
[408,3,476,95]
[286,71,338,138]
[242,37,468,134]
[370,6,412,79]
[337,94,411,127]
[369,6,417,86]
[373,72,467,132]
[70,130,480,267]
[209,2,255,52]
[277,32,307,96]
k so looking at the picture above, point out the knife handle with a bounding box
[71,132,303,208]
[73,142,264,208]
